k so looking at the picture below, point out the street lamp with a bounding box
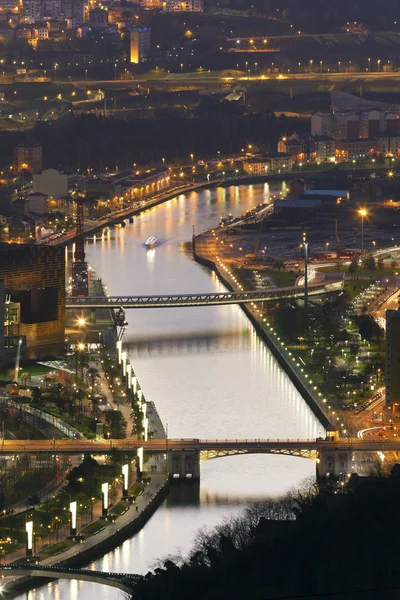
[359,208,368,279]
[85,69,87,82]
[368,57,371,72]
[180,63,183,74]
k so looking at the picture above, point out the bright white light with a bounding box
[127,364,132,388]
[70,501,77,530]
[116,340,122,364]
[132,376,137,394]
[26,521,33,551]
[137,447,143,471]
[102,482,108,507]
[122,463,129,490]
[121,352,127,376]
[144,417,149,442]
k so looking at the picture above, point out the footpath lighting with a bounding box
[122,463,129,496]
[127,363,132,388]
[26,521,33,557]
[116,340,122,364]
[137,389,143,403]
[132,376,137,394]
[70,501,77,536]
[121,351,127,376]
[144,417,149,441]
[137,447,144,475]
[359,208,368,279]
[102,482,109,518]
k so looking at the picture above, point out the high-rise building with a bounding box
[311,112,332,137]
[43,0,62,19]
[13,143,42,174]
[62,0,85,20]
[0,244,65,359]
[386,310,400,406]
[130,27,151,64]
[22,0,43,23]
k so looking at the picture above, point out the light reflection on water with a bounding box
[16,184,320,600]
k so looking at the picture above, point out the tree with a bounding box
[31,387,42,405]
[348,257,358,277]
[272,259,285,272]
[365,254,376,271]
[19,372,30,386]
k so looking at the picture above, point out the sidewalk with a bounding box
[2,473,168,593]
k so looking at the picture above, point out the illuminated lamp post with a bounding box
[122,463,129,497]
[102,482,109,518]
[26,521,33,557]
[70,501,77,536]
[358,208,368,279]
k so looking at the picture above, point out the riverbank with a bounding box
[43,168,345,250]
[193,232,332,431]
[2,344,168,597]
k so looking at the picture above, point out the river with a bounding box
[17,183,322,600]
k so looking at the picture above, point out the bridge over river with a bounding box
[0,564,141,594]
[65,281,342,310]
[0,437,396,477]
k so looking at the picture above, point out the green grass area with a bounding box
[344,280,376,299]
[19,363,53,376]
[39,539,73,558]
[319,265,396,276]
[110,500,128,516]
[128,483,143,498]
[270,269,299,288]
[80,520,106,536]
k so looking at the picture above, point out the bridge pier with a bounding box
[318,449,352,478]
[167,450,200,480]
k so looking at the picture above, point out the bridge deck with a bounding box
[65,282,340,309]
[0,437,398,454]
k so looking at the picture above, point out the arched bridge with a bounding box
[0,564,142,594]
[66,281,342,309]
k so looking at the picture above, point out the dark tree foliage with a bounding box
[133,473,400,600]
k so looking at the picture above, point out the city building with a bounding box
[243,154,292,175]
[89,6,108,24]
[0,244,65,359]
[242,158,268,175]
[386,310,400,405]
[277,134,303,162]
[375,134,400,157]
[85,167,170,204]
[311,112,332,137]
[44,0,62,18]
[130,27,151,64]
[334,111,360,140]
[313,136,336,162]
[335,138,375,161]
[13,142,42,174]
[27,192,48,214]
[164,0,203,10]
[33,168,68,199]
[22,0,43,23]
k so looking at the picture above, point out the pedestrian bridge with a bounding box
[0,564,142,594]
[65,281,342,310]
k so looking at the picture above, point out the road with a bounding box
[50,71,400,86]
[3,437,400,454]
